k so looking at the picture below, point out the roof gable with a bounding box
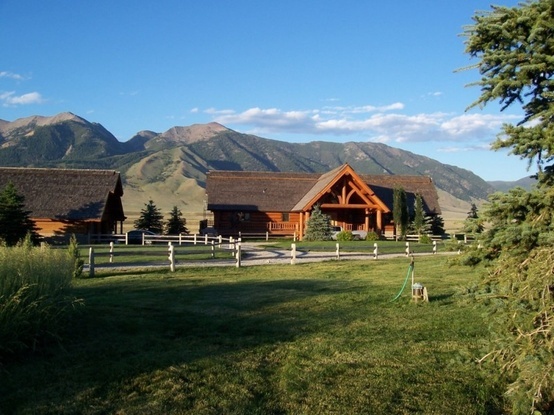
[0,167,125,221]
[292,164,390,212]
[206,165,440,215]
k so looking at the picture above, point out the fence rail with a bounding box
[84,237,466,277]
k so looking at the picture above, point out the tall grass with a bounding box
[0,242,80,357]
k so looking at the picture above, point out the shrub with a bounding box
[419,234,432,244]
[0,243,81,358]
[366,231,379,241]
[68,234,84,279]
[335,230,354,241]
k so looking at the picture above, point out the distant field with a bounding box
[1,257,505,414]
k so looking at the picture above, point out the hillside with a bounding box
[0,112,504,229]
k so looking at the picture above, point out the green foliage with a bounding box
[134,199,164,233]
[68,234,84,279]
[0,182,40,246]
[413,193,425,234]
[303,205,332,241]
[428,215,445,236]
[464,1,554,185]
[335,230,353,241]
[0,243,80,358]
[164,206,189,235]
[418,234,432,244]
[393,187,408,239]
[366,231,379,241]
[462,203,484,234]
[462,2,554,412]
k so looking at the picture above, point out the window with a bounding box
[281,213,289,222]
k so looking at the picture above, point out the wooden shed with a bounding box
[206,163,441,239]
[0,167,126,238]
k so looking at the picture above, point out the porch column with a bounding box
[376,210,383,234]
[298,212,304,240]
[364,208,370,232]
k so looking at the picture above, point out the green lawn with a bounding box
[0,256,504,414]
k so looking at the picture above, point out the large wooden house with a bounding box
[206,164,441,240]
[0,167,126,238]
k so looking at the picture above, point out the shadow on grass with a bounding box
[0,275,363,413]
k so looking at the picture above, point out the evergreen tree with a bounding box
[165,206,189,235]
[428,215,445,236]
[462,1,554,412]
[134,199,164,233]
[462,203,484,234]
[392,187,408,240]
[412,193,425,235]
[0,182,40,246]
[303,205,332,241]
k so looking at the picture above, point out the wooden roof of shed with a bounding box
[0,167,125,221]
[206,165,441,214]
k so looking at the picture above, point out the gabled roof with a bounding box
[206,170,319,212]
[360,174,441,215]
[206,164,441,215]
[0,167,125,221]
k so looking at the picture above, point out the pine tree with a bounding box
[134,199,164,233]
[0,182,40,246]
[412,193,425,235]
[303,205,332,241]
[462,1,554,412]
[165,206,189,235]
[462,203,484,235]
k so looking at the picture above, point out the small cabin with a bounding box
[205,163,440,240]
[0,167,126,240]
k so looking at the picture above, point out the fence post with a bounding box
[125,232,129,245]
[266,231,269,241]
[336,242,340,260]
[89,247,95,278]
[405,242,410,256]
[373,242,378,260]
[178,233,182,245]
[204,234,208,245]
[433,241,437,254]
[109,241,114,263]
[168,243,175,272]
[236,243,241,268]
[291,243,296,265]
[194,234,197,245]
[211,241,215,258]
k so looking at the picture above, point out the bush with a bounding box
[68,234,84,279]
[335,230,354,241]
[366,231,379,241]
[0,243,81,358]
[419,234,432,244]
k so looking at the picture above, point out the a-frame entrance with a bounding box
[297,164,390,240]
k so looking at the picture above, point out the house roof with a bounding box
[0,167,125,221]
[360,174,441,215]
[206,164,441,215]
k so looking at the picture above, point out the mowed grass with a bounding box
[0,257,504,414]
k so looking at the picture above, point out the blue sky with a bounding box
[0,0,531,181]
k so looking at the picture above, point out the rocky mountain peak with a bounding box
[158,122,229,144]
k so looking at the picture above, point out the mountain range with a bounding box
[0,112,533,224]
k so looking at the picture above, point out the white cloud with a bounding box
[203,103,519,147]
[0,71,25,81]
[0,91,44,106]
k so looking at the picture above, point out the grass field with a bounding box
[0,256,505,414]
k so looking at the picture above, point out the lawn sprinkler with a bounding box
[391,256,428,302]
